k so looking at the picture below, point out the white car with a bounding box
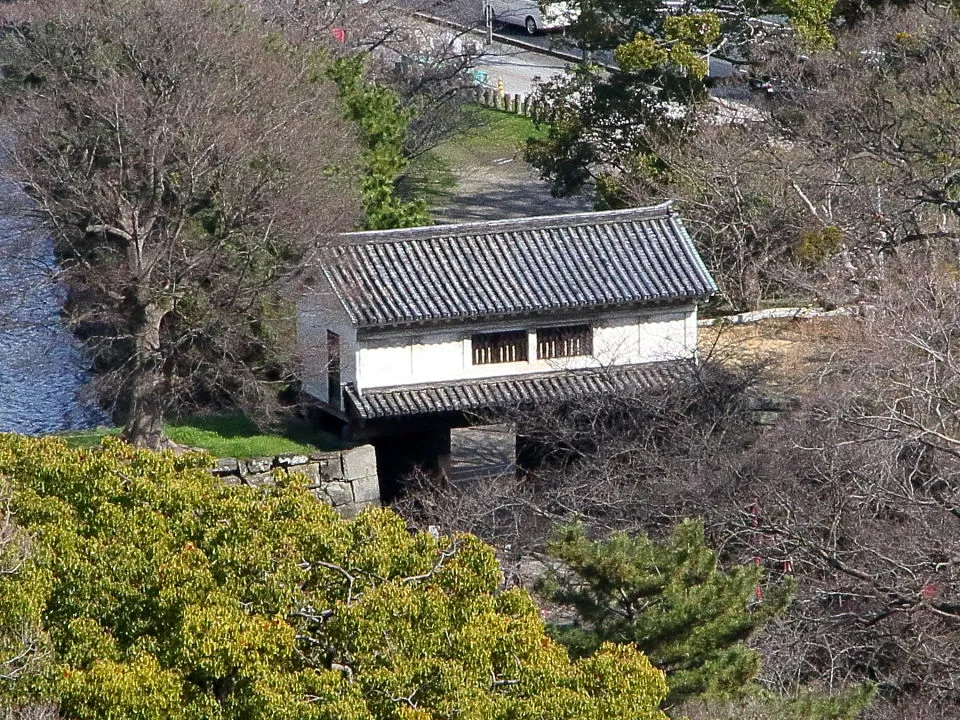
[486,0,578,34]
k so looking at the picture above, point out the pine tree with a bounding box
[539,519,790,706]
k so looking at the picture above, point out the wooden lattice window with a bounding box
[536,325,592,359]
[472,330,528,365]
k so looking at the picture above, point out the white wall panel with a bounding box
[354,304,699,391]
[296,284,358,402]
[637,307,695,362]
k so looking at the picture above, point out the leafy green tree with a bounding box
[524,39,710,206]
[0,433,669,720]
[327,56,431,230]
[0,0,360,448]
[539,519,790,706]
[524,62,699,206]
[524,0,837,204]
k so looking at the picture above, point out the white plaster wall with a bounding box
[637,306,696,362]
[357,330,464,389]
[297,284,358,402]
[356,304,698,391]
[685,304,698,352]
[594,320,639,365]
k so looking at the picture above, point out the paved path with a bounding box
[432,160,592,223]
[381,9,596,222]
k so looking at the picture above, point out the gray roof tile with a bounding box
[323,204,717,327]
[344,361,693,419]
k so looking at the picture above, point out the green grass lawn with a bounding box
[59,426,121,449]
[59,414,345,458]
[432,105,547,168]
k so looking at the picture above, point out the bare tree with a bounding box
[628,5,960,312]
[715,256,960,717]
[395,269,960,715]
[396,358,767,563]
[0,0,359,446]
[630,121,879,312]
[1,707,58,720]
[365,23,485,161]
[248,0,484,160]
[765,5,960,246]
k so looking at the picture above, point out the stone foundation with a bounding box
[211,445,380,518]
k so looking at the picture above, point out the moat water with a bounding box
[0,196,106,434]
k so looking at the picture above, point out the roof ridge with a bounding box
[335,202,675,247]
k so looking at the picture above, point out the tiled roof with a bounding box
[323,204,717,328]
[344,361,693,420]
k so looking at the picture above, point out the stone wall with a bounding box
[211,445,380,518]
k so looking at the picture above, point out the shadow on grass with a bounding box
[59,413,347,458]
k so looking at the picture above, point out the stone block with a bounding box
[327,456,345,481]
[244,457,274,474]
[336,502,363,520]
[243,471,276,487]
[317,458,334,481]
[351,474,381,505]
[276,454,309,467]
[341,445,377,482]
[323,481,353,507]
[288,463,322,485]
[212,457,239,476]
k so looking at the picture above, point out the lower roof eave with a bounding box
[344,360,696,421]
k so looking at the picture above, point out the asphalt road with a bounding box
[403,0,740,79]
[472,38,572,94]
[401,0,586,56]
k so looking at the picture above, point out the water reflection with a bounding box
[0,193,107,434]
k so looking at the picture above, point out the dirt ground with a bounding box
[698,316,858,394]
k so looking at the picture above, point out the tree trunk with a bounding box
[122,299,172,449]
[743,263,762,312]
[124,365,166,448]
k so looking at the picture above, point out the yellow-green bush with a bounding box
[0,435,668,719]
